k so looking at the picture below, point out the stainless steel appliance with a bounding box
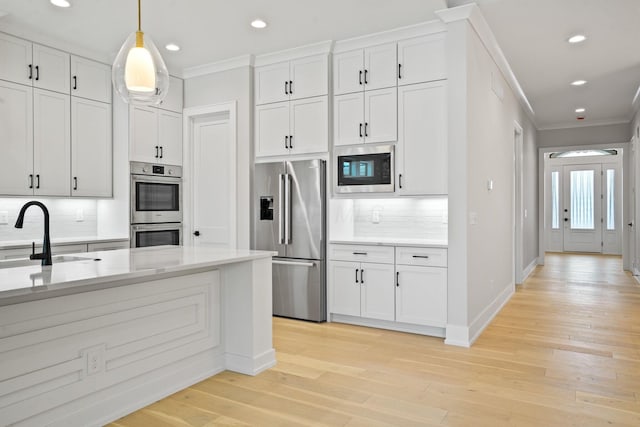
[130,223,183,248]
[253,159,326,322]
[335,144,394,193]
[130,162,182,224]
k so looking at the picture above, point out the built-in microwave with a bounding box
[130,162,182,224]
[335,144,394,193]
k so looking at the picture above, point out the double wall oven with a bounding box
[130,162,183,248]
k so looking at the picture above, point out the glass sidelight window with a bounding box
[570,170,595,230]
[551,171,560,229]
[606,169,615,230]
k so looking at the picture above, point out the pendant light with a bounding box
[112,0,169,105]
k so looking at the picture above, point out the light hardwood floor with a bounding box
[110,253,640,426]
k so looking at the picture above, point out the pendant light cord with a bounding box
[137,0,142,32]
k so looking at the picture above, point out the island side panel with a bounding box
[0,270,224,427]
[222,257,276,375]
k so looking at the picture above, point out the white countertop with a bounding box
[330,237,448,248]
[0,236,129,250]
[0,246,275,306]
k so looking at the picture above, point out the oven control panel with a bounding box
[131,161,182,178]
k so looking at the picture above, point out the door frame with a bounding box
[183,101,237,247]
[513,121,524,284]
[538,141,630,269]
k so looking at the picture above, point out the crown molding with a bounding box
[436,4,537,128]
[333,20,446,54]
[253,41,333,67]
[181,54,254,79]
[537,119,631,132]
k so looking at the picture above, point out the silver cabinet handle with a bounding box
[284,173,291,244]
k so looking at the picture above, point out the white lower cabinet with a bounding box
[330,243,447,335]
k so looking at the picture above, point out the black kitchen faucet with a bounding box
[15,201,52,266]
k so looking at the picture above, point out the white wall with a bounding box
[184,67,252,249]
[537,123,630,148]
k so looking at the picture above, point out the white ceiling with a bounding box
[1,0,639,130]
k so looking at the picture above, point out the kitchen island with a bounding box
[0,246,276,427]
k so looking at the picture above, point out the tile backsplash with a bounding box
[331,197,448,241]
[0,198,98,241]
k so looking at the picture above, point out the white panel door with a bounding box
[70,56,112,103]
[33,89,70,196]
[360,262,395,321]
[289,96,328,154]
[397,81,447,195]
[255,102,290,157]
[563,164,602,252]
[0,33,32,85]
[333,49,364,96]
[158,76,183,113]
[334,93,364,146]
[158,109,183,165]
[130,105,159,163]
[33,44,70,94]
[0,81,33,195]
[397,34,447,86]
[192,116,234,248]
[289,54,328,100]
[330,260,361,317]
[364,87,397,144]
[254,62,290,105]
[71,97,112,197]
[395,265,447,327]
[364,43,397,91]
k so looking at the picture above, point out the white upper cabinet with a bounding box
[158,109,183,165]
[333,42,397,95]
[158,76,183,113]
[32,44,70,94]
[71,97,112,197]
[0,81,33,196]
[70,56,112,103]
[255,102,290,157]
[0,33,32,86]
[254,54,328,105]
[333,88,396,146]
[130,105,183,165]
[397,33,446,86]
[334,92,365,146]
[397,80,447,195]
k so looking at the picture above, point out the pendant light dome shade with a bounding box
[112,1,169,105]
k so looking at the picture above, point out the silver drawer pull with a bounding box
[412,255,430,259]
[353,252,368,255]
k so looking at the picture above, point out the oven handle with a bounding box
[131,174,183,184]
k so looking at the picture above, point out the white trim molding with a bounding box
[435,4,536,126]
[254,40,333,67]
[537,118,631,132]
[522,258,538,283]
[182,54,254,79]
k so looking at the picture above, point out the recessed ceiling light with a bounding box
[251,19,267,29]
[165,43,181,52]
[571,80,587,86]
[568,34,587,44]
[575,108,586,113]
[50,0,70,7]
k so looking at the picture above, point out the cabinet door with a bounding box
[289,96,328,154]
[158,109,182,165]
[289,54,328,100]
[398,34,447,86]
[333,93,364,146]
[330,260,361,317]
[0,33,32,85]
[255,102,290,157]
[71,97,112,197]
[396,265,447,327]
[255,62,290,105]
[364,87,397,144]
[364,43,397,91]
[130,105,159,163]
[33,89,70,196]
[360,262,395,321]
[33,44,70,94]
[70,56,112,103]
[333,50,363,95]
[397,81,447,195]
[0,81,33,195]
[158,76,183,113]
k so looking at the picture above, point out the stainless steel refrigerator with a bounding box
[253,159,326,322]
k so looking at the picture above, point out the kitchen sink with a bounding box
[0,255,93,269]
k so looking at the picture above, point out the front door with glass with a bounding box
[562,164,603,252]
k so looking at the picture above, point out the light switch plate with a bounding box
[0,211,8,225]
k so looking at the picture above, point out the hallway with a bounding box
[111,253,640,426]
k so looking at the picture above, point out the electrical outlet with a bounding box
[75,208,84,222]
[0,211,8,225]
[469,212,478,225]
[85,345,105,375]
[372,210,380,224]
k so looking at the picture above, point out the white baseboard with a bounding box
[445,282,514,347]
[521,258,538,283]
[225,348,277,376]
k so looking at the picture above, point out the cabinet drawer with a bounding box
[395,246,447,267]
[329,244,394,264]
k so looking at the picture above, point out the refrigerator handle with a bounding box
[284,173,292,244]
[278,174,285,244]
